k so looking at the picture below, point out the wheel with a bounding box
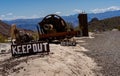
[39,14,67,34]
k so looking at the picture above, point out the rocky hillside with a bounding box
[0,20,35,39]
[89,16,120,31]
[0,20,10,37]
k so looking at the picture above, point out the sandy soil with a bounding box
[0,30,120,76]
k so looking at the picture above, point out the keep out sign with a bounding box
[11,42,50,57]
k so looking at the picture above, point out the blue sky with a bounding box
[0,0,120,20]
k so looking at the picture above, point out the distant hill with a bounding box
[0,20,10,37]
[4,10,120,30]
[4,18,42,30]
[88,16,120,31]
[88,10,120,20]
[0,20,35,38]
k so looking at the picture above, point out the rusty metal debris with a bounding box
[10,13,89,44]
[10,24,34,44]
[38,14,81,41]
[10,13,89,56]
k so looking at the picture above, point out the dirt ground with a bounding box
[0,30,120,76]
[79,31,120,76]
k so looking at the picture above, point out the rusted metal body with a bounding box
[39,31,80,40]
[10,24,34,44]
[38,14,80,41]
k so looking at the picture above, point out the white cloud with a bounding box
[12,15,37,20]
[0,13,13,20]
[6,13,13,16]
[13,16,27,19]
[0,15,5,20]
[91,6,120,13]
[1,15,5,17]
[74,9,82,13]
[2,14,40,20]
[30,14,39,19]
[0,18,2,20]
[0,15,26,20]
[55,12,61,15]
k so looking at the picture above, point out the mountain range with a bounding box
[4,10,120,30]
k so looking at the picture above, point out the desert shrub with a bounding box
[74,26,81,31]
[0,34,7,43]
[66,22,74,31]
[32,32,39,41]
[115,25,120,31]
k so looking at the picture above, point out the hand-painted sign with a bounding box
[11,42,50,57]
[60,40,76,46]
